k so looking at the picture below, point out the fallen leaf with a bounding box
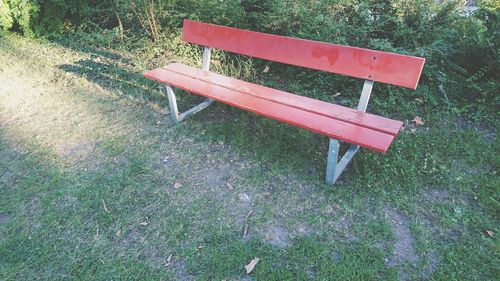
[140,217,149,226]
[412,116,424,126]
[226,182,233,190]
[245,257,260,274]
[173,182,182,189]
[239,193,251,203]
[164,255,172,267]
[414,98,424,104]
[486,230,495,237]
[263,65,270,73]
[265,232,274,240]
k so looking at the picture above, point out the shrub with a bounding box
[0,0,13,33]
[0,0,38,36]
[1,0,498,118]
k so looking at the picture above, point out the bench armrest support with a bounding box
[326,80,374,185]
[202,47,211,71]
[165,47,215,124]
[357,80,374,112]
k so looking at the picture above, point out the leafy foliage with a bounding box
[0,0,108,35]
[1,0,498,118]
[0,0,38,36]
[0,0,13,33]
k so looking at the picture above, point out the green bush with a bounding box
[1,0,498,118]
[0,0,38,36]
[0,0,13,33]
[0,0,109,36]
[226,0,497,118]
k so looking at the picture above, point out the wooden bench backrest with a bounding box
[182,20,425,90]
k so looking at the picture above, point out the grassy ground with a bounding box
[0,32,498,280]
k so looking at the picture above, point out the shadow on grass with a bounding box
[51,37,331,181]
[52,35,133,63]
[57,59,164,104]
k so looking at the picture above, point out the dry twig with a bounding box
[102,199,110,213]
[243,210,253,237]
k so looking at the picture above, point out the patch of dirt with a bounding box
[422,215,464,243]
[0,212,7,225]
[154,139,321,250]
[263,225,290,249]
[481,130,496,143]
[53,139,104,171]
[235,192,253,209]
[25,197,40,219]
[420,251,441,279]
[271,261,283,270]
[0,170,17,188]
[424,189,450,202]
[330,251,342,263]
[0,148,22,188]
[159,143,246,189]
[169,259,195,281]
[331,216,353,232]
[305,266,316,279]
[54,139,101,158]
[159,151,182,171]
[53,195,78,210]
[298,184,311,201]
[112,154,130,165]
[121,228,142,247]
[372,240,389,252]
[119,229,173,270]
[295,222,313,237]
[205,162,233,186]
[322,211,356,241]
[384,207,419,268]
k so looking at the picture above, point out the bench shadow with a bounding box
[57,59,164,105]
[53,36,133,63]
[53,41,330,181]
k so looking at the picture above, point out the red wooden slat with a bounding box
[163,63,403,136]
[144,67,397,152]
[182,20,425,89]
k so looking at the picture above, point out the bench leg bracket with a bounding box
[325,139,360,185]
[325,79,374,185]
[165,85,214,124]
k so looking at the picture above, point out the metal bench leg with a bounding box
[325,79,374,185]
[164,47,215,124]
[166,85,180,123]
[325,141,361,185]
[165,85,215,124]
[325,139,339,185]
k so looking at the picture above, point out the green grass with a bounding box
[0,32,499,280]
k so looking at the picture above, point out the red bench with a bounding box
[144,20,425,185]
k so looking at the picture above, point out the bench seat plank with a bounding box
[144,65,401,152]
[162,63,403,136]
